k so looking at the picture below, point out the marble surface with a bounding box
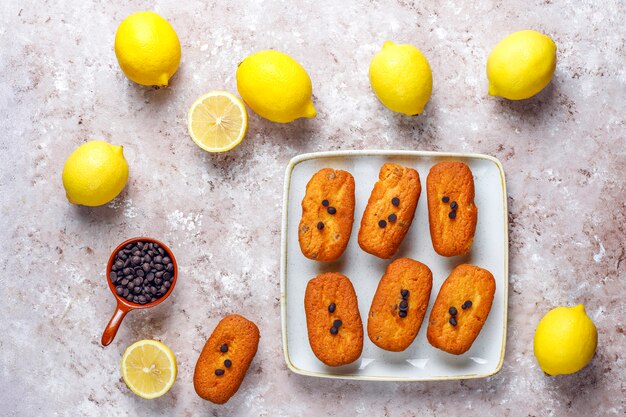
[1,0,624,415]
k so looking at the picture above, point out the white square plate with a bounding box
[280,150,508,381]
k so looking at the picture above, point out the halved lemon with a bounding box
[187,91,248,152]
[121,340,177,399]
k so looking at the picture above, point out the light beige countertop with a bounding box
[1,0,624,415]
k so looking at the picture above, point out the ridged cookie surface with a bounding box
[427,264,495,355]
[427,161,477,257]
[358,163,421,259]
[367,258,433,351]
[193,314,260,404]
[298,168,355,261]
[304,272,363,366]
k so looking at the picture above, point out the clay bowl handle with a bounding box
[101,303,130,346]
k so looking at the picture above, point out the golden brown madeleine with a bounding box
[358,163,421,259]
[304,272,363,366]
[193,314,260,404]
[427,161,477,257]
[367,258,433,351]
[427,264,495,355]
[298,168,355,261]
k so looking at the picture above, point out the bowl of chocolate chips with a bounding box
[101,237,178,346]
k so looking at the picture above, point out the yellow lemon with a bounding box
[121,340,177,399]
[187,91,248,152]
[236,50,316,123]
[533,305,597,376]
[369,41,433,116]
[487,30,556,100]
[115,12,181,87]
[62,141,129,206]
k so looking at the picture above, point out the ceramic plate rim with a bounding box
[280,150,509,381]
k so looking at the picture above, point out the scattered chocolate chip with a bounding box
[215,369,225,376]
[328,303,336,313]
[398,310,407,318]
[224,359,232,368]
[378,220,387,228]
[333,319,342,328]
[330,326,338,335]
[462,300,472,309]
[317,221,324,230]
[220,344,228,353]
[399,300,408,311]
[449,307,458,316]
[448,211,456,219]
[388,213,397,222]
[327,207,337,215]
[442,196,450,203]
[322,199,329,207]
[449,317,457,326]
[400,289,409,299]
[391,197,400,206]
[450,201,458,210]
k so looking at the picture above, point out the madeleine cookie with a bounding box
[427,264,495,355]
[358,163,421,259]
[304,272,363,366]
[367,258,433,351]
[193,314,260,404]
[427,161,477,257]
[298,168,355,261]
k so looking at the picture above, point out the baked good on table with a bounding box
[193,314,260,404]
[298,168,355,261]
[358,163,421,259]
[427,264,495,355]
[367,258,433,351]
[426,161,478,257]
[304,272,363,366]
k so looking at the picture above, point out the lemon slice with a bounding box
[121,340,177,399]
[187,91,248,152]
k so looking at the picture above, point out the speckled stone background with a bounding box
[1,0,624,415]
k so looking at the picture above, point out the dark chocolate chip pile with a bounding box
[398,288,409,318]
[215,343,232,376]
[442,195,458,219]
[109,241,174,305]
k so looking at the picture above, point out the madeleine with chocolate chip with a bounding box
[298,168,355,261]
[358,163,421,259]
[194,314,260,404]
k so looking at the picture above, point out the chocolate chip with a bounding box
[322,199,329,207]
[378,220,387,228]
[462,300,472,309]
[215,369,225,376]
[399,300,408,311]
[317,221,324,230]
[220,344,228,353]
[449,307,458,316]
[400,289,409,299]
[328,303,336,313]
[398,310,407,318]
[450,201,458,210]
[116,286,124,296]
[391,197,400,206]
[333,319,342,328]
[327,207,337,215]
[442,196,450,203]
[224,359,232,368]
[449,317,457,326]
[388,213,397,222]
[110,271,118,281]
[448,211,456,219]
[330,326,338,335]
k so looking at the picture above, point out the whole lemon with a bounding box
[62,141,129,206]
[369,41,433,116]
[115,12,181,87]
[236,50,316,123]
[533,305,597,376]
[487,30,556,100]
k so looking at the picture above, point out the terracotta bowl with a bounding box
[101,237,178,346]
